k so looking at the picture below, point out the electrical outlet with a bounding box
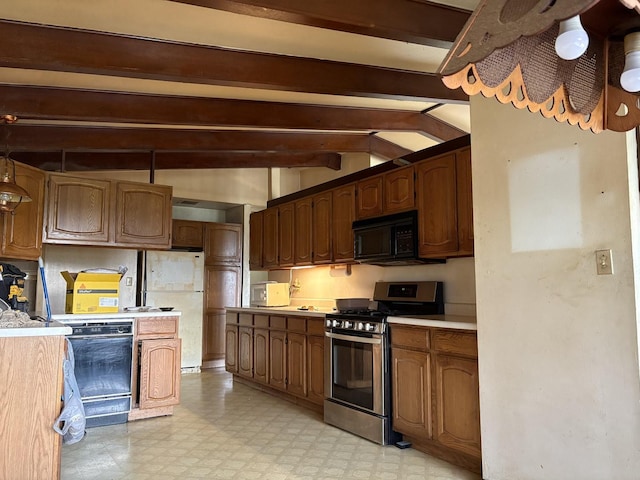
[125,276,133,286]
[595,249,613,275]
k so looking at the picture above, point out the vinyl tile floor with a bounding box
[61,368,482,480]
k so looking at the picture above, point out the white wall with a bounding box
[38,244,139,315]
[471,95,640,479]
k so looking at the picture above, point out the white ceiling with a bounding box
[0,0,479,156]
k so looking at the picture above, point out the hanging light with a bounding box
[620,32,640,93]
[0,115,32,214]
[555,15,589,60]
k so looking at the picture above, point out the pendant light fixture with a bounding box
[0,115,32,214]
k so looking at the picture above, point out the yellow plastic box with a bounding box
[61,271,121,313]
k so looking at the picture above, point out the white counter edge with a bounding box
[51,311,182,321]
[387,316,477,331]
[0,320,72,338]
[226,307,331,318]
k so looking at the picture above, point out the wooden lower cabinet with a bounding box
[392,348,432,439]
[130,316,182,421]
[269,329,287,390]
[227,312,324,410]
[1,334,65,480]
[202,310,226,363]
[390,324,481,474]
[225,323,238,373]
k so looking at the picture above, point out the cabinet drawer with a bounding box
[226,312,239,324]
[254,315,269,328]
[307,318,325,336]
[270,316,286,330]
[432,330,477,357]
[137,316,178,339]
[390,325,430,351]
[287,317,306,332]
[239,313,253,326]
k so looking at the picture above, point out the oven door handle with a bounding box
[325,331,382,344]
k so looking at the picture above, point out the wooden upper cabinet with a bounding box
[294,197,313,266]
[278,202,295,267]
[416,154,458,257]
[204,223,241,265]
[312,191,332,264]
[332,183,356,262]
[114,181,172,248]
[456,148,474,256]
[0,161,46,260]
[356,175,383,219]
[45,174,112,244]
[384,165,415,214]
[171,219,203,249]
[262,207,279,268]
[249,211,264,270]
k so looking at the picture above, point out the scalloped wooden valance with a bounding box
[438,0,640,133]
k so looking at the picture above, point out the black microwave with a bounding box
[353,211,442,266]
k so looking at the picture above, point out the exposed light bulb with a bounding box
[621,32,640,93]
[555,15,589,60]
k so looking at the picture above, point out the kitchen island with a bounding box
[0,320,71,480]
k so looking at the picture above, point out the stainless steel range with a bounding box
[324,281,444,445]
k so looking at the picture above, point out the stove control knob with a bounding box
[364,323,374,332]
[332,319,340,328]
[326,319,332,328]
[342,320,352,329]
[356,322,364,331]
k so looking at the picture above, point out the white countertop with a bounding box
[52,310,182,321]
[226,306,334,318]
[387,314,477,331]
[0,320,72,338]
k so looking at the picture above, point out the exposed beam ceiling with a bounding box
[0,1,472,172]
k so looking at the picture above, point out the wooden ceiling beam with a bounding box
[11,150,342,171]
[0,20,467,103]
[0,85,466,141]
[6,125,371,151]
[368,135,413,160]
[170,0,470,48]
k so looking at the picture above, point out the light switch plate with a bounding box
[595,249,613,275]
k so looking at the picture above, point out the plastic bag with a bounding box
[53,339,86,445]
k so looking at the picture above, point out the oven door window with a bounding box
[69,336,133,399]
[331,336,379,413]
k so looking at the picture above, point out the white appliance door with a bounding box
[145,251,204,292]
[144,290,204,369]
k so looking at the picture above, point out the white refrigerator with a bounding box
[143,251,205,370]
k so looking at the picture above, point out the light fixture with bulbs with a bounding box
[0,115,32,214]
[555,15,590,60]
[438,0,640,133]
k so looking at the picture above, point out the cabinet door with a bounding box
[416,154,458,257]
[249,211,264,270]
[384,165,415,214]
[287,332,307,397]
[45,174,112,244]
[392,348,432,440]
[434,354,481,458]
[1,162,45,260]
[278,203,295,267]
[332,183,356,262]
[356,175,383,219]
[172,219,203,249]
[262,207,279,268]
[269,330,286,391]
[307,335,324,405]
[294,197,313,266]
[225,324,238,373]
[204,223,242,265]
[238,326,253,378]
[202,310,225,362]
[253,328,269,384]
[456,148,474,256]
[139,338,182,409]
[114,182,172,248]
[312,191,332,264]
